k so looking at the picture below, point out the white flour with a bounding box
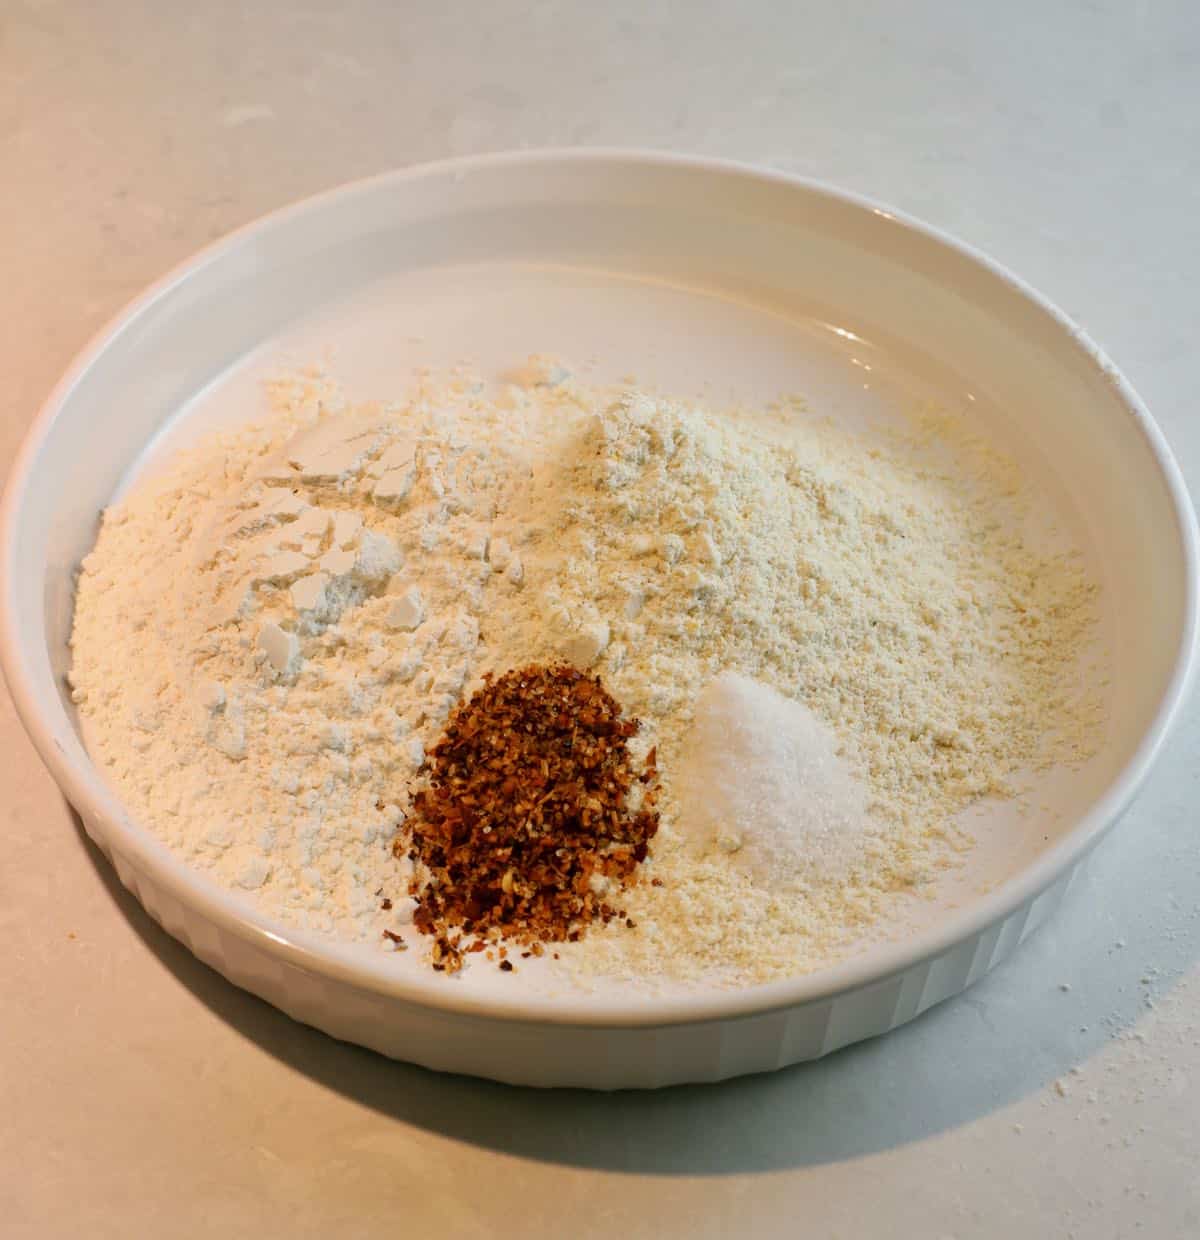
[70,369,559,933]
[69,362,1106,985]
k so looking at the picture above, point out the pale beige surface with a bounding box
[4,2,1200,1236]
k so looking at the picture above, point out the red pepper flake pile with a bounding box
[395,663,659,973]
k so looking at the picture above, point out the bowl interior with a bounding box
[3,153,1194,1018]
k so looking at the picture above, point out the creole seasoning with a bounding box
[396,663,659,972]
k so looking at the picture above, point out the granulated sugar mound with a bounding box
[677,672,873,890]
[68,360,1108,987]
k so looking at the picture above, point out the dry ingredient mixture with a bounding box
[68,359,1107,988]
[402,663,658,973]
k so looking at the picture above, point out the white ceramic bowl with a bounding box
[2,151,1196,1088]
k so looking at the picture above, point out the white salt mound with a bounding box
[678,672,872,890]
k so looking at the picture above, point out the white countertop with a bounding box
[4,2,1199,1235]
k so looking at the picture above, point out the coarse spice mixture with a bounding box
[400,663,658,972]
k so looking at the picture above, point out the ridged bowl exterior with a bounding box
[84,804,1082,1088]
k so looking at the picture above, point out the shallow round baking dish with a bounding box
[2,151,1196,1088]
